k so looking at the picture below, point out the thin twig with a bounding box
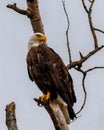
[82,0,98,49]
[62,0,72,63]
[89,0,95,13]
[76,72,87,115]
[88,0,98,49]
[94,28,104,34]
[86,66,104,72]
[82,0,89,13]
[88,14,98,48]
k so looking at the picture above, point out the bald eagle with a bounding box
[26,33,76,124]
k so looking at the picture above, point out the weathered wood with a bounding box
[27,0,45,34]
[34,98,69,130]
[5,102,18,130]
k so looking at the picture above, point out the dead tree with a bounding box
[6,0,104,130]
[5,102,18,130]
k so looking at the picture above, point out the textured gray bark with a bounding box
[5,102,18,130]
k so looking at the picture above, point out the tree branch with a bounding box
[76,72,87,115]
[7,1,45,33]
[75,65,104,114]
[89,0,95,13]
[72,0,104,114]
[34,98,69,130]
[7,3,32,18]
[88,0,98,49]
[27,0,45,33]
[67,45,104,69]
[82,0,89,14]
[94,27,104,34]
[82,0,98,49]
[5,102,18,130]
[86,66,104,72]
[62,1,72,63]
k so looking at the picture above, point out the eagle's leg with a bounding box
[39,92,51,103]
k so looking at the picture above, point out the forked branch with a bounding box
[65,0,104,115]
[75,66,104,114]
[67,45,104,69]
[82,0,98,49]
[7,1,44,33]
[7,3,32,18]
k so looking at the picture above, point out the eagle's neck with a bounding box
[28,41,42,51]
[32,42,40,47]
[28,41,47,51]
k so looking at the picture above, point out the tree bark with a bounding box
[27,0,45,34]
[5,102,18,130]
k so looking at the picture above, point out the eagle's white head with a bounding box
[28,32,47,51]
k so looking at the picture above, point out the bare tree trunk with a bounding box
[27,0,45,33]
[5,102,18,130]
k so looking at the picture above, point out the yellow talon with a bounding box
[40,94,46,102]
[39,92,51,103]
[46,92,51,101]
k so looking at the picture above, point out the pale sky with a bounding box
[0,0,104,130]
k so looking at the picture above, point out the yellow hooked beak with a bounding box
[38,35,47,41]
